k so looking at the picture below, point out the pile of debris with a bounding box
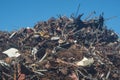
[0,13,120,80]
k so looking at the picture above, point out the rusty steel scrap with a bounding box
[0,13,120,80]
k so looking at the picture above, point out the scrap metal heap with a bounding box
[0,13,120,80]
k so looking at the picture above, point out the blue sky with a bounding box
[0,0,120,34]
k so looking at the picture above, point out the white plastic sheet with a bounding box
[3,48,21,57]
